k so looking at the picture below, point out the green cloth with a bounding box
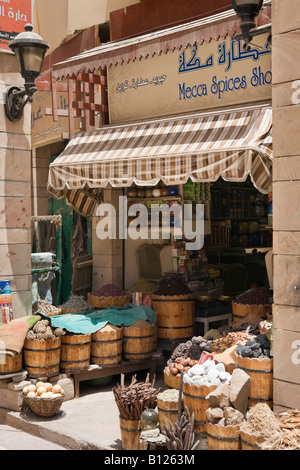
[45,303,157,334]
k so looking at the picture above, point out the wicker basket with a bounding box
[88,293,130,309]
[21,394,64,417]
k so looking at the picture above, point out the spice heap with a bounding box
[261,409,300,450]
[166,357,199,377]
[183,360,232,387]
[60,294,91,311]
[127,278,158,294]
[154,275,192,296]
[211,331,254,353]
[113,374,162,420]
[234,287,271,305]
[219,314,262,336]
[26,319,65,341]
[240,403,281,439]
[157,388,182,403]
[91,284,126,298]
[32,300,61,316]
[171,336,213,362]
[236,334,271,359]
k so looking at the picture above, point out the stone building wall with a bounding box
[0,54,32,319]
[272,0,300,411]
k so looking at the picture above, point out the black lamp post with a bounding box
[5,24,49,122]
[231,0,265,45]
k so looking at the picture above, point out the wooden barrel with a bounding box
[123,321,154,361]
[60,333,91,372]
[207,423,241,450]
[232,302,271,323]
[119,417,142,450]
[235,354,273,408]
[164,369,180,389]
[240,430,265,450]
[157,397,182,432]
[0,353,22,375]
[91,324,123,367]
[23,337,61,378]
[183,382,217,437]
[152,294,195,339]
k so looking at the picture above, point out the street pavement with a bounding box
[0,370,165,451]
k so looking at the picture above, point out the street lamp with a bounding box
[5,24,49,122]
[231,0,270,46]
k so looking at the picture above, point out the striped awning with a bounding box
[48,105,272,217]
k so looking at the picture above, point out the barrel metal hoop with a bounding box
[120,426,141,433]
[91,354,121,359]
[62,342,90,347]
[207,432,240,442]
[240,438,260,449]
[183,392,207,400]
[24,362,60,369]
[237,365,273,374]
[157,407,178,414]
[158,325,194,330]
[92,338,121,344]
[123,335,153,339]
[60,359,89,365]
[23,347,60,352]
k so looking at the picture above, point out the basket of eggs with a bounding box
[21,382,65,417]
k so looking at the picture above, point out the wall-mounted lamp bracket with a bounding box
[5,85,37,122]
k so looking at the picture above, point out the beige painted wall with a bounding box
[272,0,300,411]
[34,0,141,52]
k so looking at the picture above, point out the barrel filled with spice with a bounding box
[232,288,272,323]
[123,320,155,361]
[207,423,241,451]
[60,333,91,372]
[152,276,194,340]
[183,382,217,437]
[91,324,123,367]
[235,354,273,409]
[23,337,61,378]
[157,389,183,432]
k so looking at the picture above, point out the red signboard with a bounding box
[0,0,33,52]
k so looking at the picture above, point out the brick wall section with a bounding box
[0,54,32,318]
[272,0,300,411]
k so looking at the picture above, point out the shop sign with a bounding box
[0,0,33,53]
[108,33,271,123]
[31,84,81,148]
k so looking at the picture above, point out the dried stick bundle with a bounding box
[113,373,162,420]
[163,372,199,451]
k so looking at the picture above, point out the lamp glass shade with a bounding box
[234,0,262,5]
[19,46,46,74]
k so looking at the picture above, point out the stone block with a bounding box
[229,369,250,416]
[273,106,300,157]
[223,407,244,426]
[273,156,300,183]
[273,231,300,256]
[206,384,230,409]
[273,305,300,332]
[272,30,300,85]
[206,407,224,424]
[272,0,300,36]
[273,181,300,232]
[273,329,300,385]
[0,384,23,411]
[273,255,300,306]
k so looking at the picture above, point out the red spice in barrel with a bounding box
[92,284,126,298]
[234,287,271,305]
